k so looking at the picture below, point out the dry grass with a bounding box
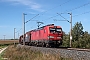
[0,40,18,45]
[1,45,72,60]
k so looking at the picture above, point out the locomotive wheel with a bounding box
[46,43,49,47]
[42,43,45,47]
[36,43,39,47]
[29,43,32,46]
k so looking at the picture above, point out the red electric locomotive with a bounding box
[19,24,63,47]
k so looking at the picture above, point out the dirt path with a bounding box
[0,47,8,54]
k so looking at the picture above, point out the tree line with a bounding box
[62,22,90,48]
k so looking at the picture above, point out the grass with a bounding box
[0,55,2,60]
[1,45,72,60]
[0,45,8,49]
[0,49,5,60]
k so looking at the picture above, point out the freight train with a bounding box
[19,24,63,47]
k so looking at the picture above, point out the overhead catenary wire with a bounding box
[37,0,71,22]
[65,2,90,12]
[25,14,39,23]
[57,13,68,20]
[41,14,59,22]
[41,1,90,22]
[27,1,90,25]
[73,11,90,17]
[61,10,90,19]
[15,28,22,33]
[55,1,90,20]
[40,0,71,15]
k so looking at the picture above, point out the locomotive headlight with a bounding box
[49,36,54,38]
[57,37,61,39]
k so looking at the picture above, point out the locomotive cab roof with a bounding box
[30,24,61,32]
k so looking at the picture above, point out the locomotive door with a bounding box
[29,34,31,42]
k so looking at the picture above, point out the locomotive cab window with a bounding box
[56,28,62,33]
[50,28,55,33]
[50,28,62,33]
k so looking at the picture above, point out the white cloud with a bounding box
[1,0,44,12]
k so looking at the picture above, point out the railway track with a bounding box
[17,44,90,60]
[67,48,90,51]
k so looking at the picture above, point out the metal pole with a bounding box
[56,12,72,47]
[69,13,72,47]
[14,28,16,40]
[23,13,25,45]
[3,35,6,40]
[14,28,16,45]
[23,13,26,45]
[18,33,19,39]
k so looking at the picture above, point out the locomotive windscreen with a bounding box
[50,28,62,33]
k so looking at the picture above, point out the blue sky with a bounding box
[0,0,90,39]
